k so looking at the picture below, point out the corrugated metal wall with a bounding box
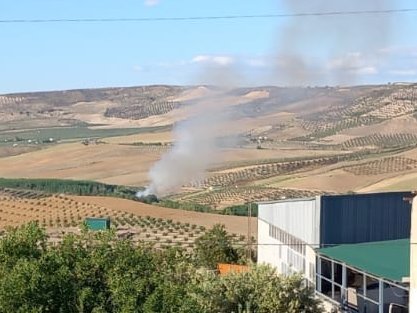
[258,197,321,245]
[257,219,282,269]
[320,192,412,246]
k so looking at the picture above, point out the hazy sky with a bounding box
[0,0,416,93]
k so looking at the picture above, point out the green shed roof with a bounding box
[318,239,410,282]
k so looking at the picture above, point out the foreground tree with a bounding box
[192,265,322,313]
[194,223,240,269]
[0,223,322,313]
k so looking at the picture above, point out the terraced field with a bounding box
[0,188,254,249]
[3,83,417,220]
[192,155,355,188]
[178,186,321,208]
[340,133,417,150]
[342,156,417,176]
[0,190,115,228]
[105,101,180,120]
[293,85,417,141]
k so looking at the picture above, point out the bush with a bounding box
[0,224,322,313]
[221,203,258,217]
[194,224,239,269]
[158,200,212,213]
[0,178,137,198]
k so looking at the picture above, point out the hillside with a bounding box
[1,83,417,211]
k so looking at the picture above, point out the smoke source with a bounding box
[136,2,394,198]
[137,89,233,198]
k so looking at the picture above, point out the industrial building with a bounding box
[257,192,412,312]
[317,239,409,312]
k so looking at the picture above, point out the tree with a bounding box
[0,221,47,266]
[194,224,239,269]
[0,223,323,313]
[192,265,323,313]
[0,223,74,313]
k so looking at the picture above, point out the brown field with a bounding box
[358,172,417,192]
[0,140,343,188]
[2,83,417,231]
[0,143,160,186]
[174,186,321,208]
[341,115,417,137]
[0,188,255,235]
[0,190,255,249]
[105,131,172,144]
[74,196,256,235]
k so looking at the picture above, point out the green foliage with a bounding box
[194,224,239,269]
[0,178,136,198]
[193,266,322,313]
[158,199,213,213]
[0,223,323,313]
[221,203,258,217]
[0,125,168,145]
[0,222,47,266]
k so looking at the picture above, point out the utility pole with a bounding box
[247,202,252,262]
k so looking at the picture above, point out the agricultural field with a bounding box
[342,156,417,176]
[2,83,417,233]
[340,133,417,150]
[174,186,322,208]
[0,188,254,250]
[191,154,357,188]
[0,125,169,146]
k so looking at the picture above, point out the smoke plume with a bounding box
[274,0,393,85]
[136,2,395,198]
[137,89,233,198]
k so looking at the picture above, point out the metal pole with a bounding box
[317,256,322,293]
[247,202,252,262]
[342,264,347,311]
[378,279,384,313]
[331,260,335,299]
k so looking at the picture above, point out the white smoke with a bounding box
[274,0,393,86]
[138,89,233,197]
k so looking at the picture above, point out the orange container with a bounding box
[217,263,249,276]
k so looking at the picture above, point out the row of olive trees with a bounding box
[0,222,322,313]
[0,178,136,198]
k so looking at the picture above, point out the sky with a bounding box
[0,0,416,93]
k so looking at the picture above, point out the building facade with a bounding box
[257,192,412,311]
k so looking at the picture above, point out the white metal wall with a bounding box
[258,197,321,246]
[257,197,321,282]
[257,218,281,269]
[257,218,318,283]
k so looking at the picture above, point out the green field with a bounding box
[0,125,170,146]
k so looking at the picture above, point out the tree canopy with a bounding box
[0,222,322,313]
